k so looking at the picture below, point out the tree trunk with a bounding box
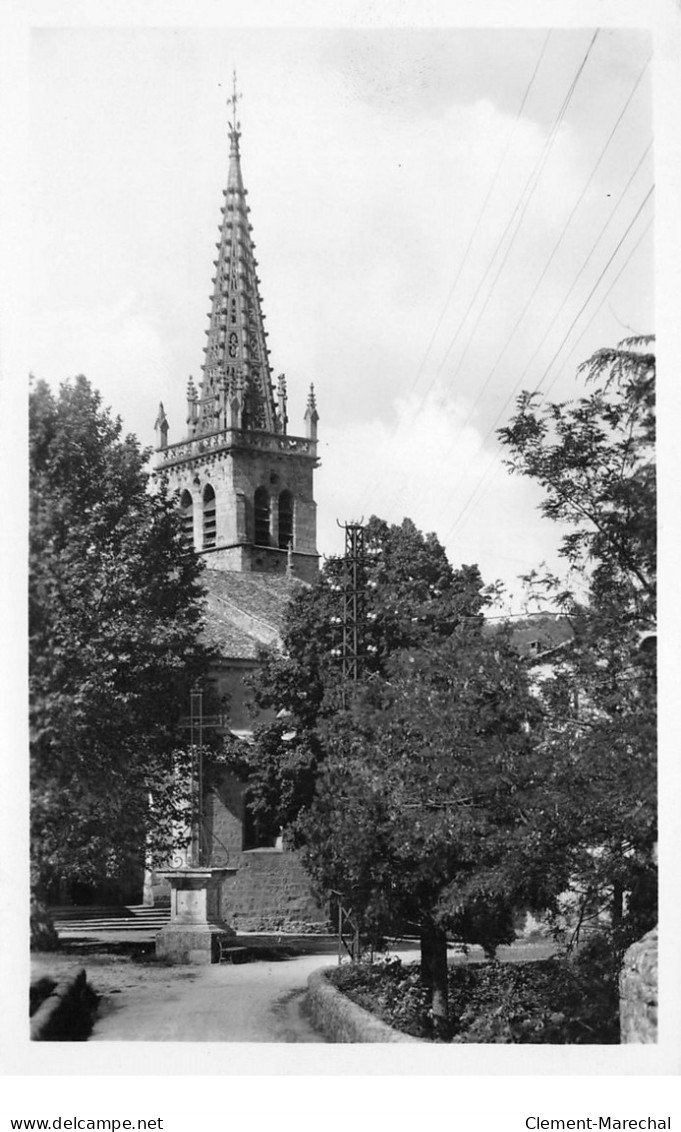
[612,879,623,933]
[420,919,449,1038]
[420,925,433,991]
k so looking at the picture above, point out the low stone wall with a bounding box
[30,968,98,1041]
[225,849,328,932]
[306,968,424,1043]
[620,926,658,1043]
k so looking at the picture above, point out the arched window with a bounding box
[180,490,194,550]
[254,487,270,546]
[278,490,294,550]
[203,484,216,549]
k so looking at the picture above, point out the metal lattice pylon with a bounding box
[338,521,366,701]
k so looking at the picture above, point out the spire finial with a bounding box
[227,69,242,137]
[304,383,319,442]
[154,402,169,450]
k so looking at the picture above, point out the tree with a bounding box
[498,336,657,955]
[303,622,550,1035]
[240,516,491,842]
[30,376,207,899]
[498,336,655,624]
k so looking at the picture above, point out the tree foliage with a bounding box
[241,517,491,841]
[498,337,657,952]
[498,336,655,622]
[304,625,550,946]
[30,376,207,896]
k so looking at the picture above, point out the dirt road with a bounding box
[88,953,336,1042]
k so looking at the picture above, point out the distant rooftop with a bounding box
[506,613,574,660]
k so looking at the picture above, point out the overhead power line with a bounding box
[549,217,653,386]
[490,141,652,407]
[536,185,654,396]
[358,29,591,510]
[440,192,654,544]
[427,29,601,401]
[403,30,553,402]
[452,61,651,437]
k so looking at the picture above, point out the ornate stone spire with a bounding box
[304,383,319,441]
[154,402,169,449]
[197,73,277,435]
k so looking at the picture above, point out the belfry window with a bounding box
[278,490,294,550]
[180,490,194,551]
[254,487,270,546]
[203,484,216,549]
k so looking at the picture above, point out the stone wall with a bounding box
[165,436,318,581]
[221,848,327,931]
[620,926,658,1043]
[205,771,248,856]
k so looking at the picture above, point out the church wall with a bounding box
[203,767,328,930]
[222,849,328,932]
[209,659,260,734]
[204,771,247,858]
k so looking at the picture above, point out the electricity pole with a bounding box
[336,520,367,707]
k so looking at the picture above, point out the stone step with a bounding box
[50,905,170,934]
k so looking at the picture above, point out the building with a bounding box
[148,85,327,930]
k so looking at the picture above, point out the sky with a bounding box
[28,22,657,611]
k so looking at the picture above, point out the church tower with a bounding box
[155,78,319,583]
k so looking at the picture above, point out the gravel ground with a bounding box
[31,949,199,998]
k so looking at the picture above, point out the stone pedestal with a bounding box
[155,867,237,965]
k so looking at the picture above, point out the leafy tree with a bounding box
[498,336,657,955]
[303,623,550,1035]
[499,336,655,623]
[241,516,491,841]
[30,376,207,899]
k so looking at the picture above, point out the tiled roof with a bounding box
[200,569,302,659]
[509,614,574,660]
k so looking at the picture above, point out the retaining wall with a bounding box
[30,968,97,1041]
[306,967,424,1043]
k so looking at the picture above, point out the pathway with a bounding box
[89,952,336,1042]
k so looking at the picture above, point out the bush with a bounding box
[447,955,618,1043]
[329,947,620,1043]
[332,957,430,1039]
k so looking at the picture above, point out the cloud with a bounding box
[315,387,564,600]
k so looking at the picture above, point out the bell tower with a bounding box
[156,76,319,583]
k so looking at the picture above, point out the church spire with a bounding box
[155,82,320,582]
[197,74,277,435]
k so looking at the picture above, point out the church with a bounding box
[148,87,327,930]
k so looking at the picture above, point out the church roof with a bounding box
[200,568,301,660]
